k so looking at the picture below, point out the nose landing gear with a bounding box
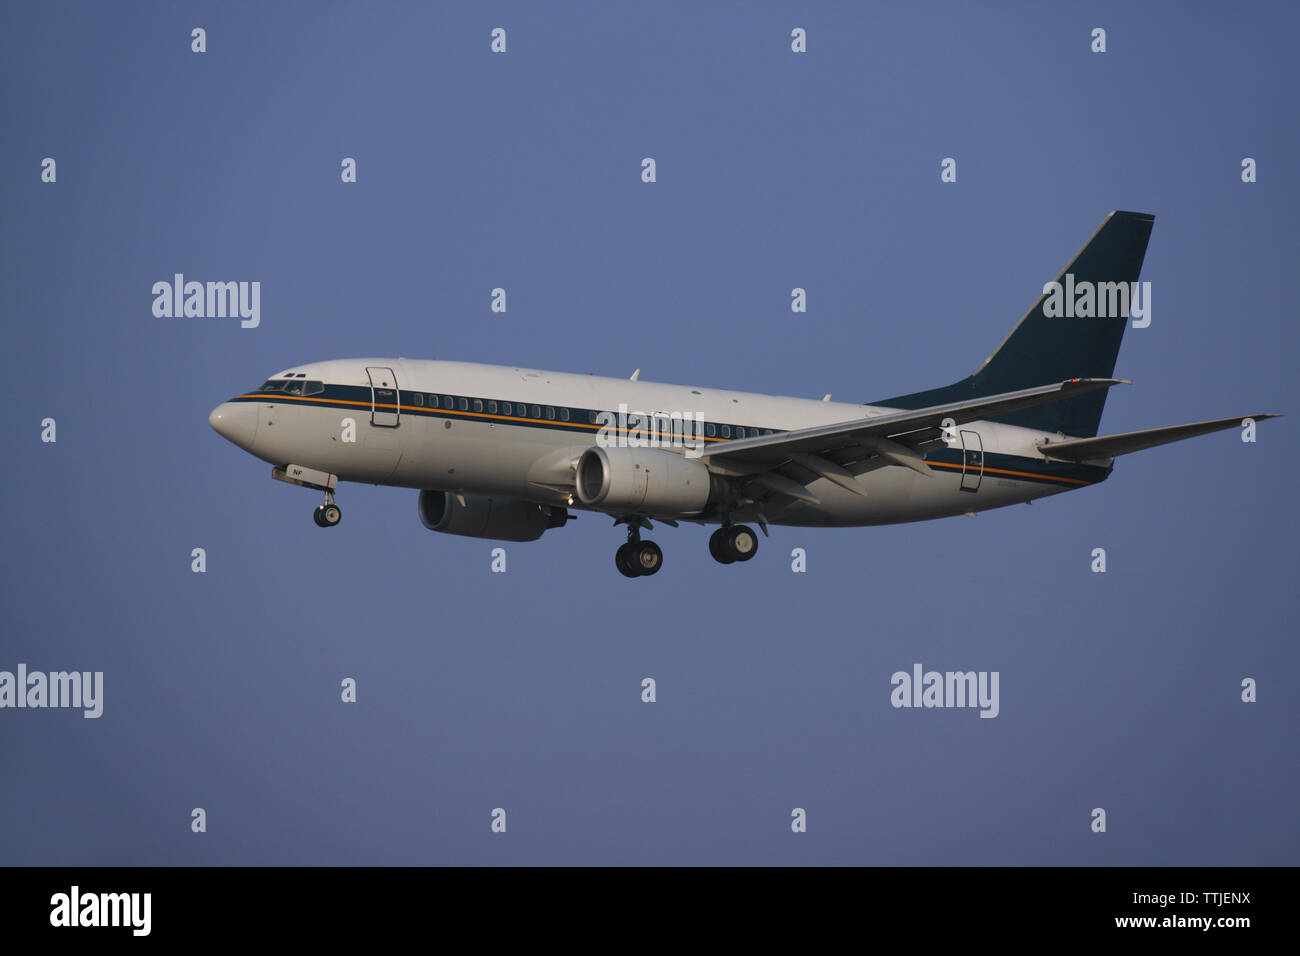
[313,491,342,528]
[272,465,342,528]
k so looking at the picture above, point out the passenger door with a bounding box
[366,367,400,427]
[960,429,983,492]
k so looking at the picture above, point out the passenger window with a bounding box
[545,406,555,420]
[589,410,598,424]
[410,392,424,407]
[457,397,468,411]
[487,400,497,414]
[531,405,541,418]
[736,426,746,438]
[502,402,512,415]
[443,396,454,409]
[721,425,731,438]
[705,423,716,437]
[303,380,324,396]
[427,394,439,408]
[473,399,484,413]
[560,408,570,421]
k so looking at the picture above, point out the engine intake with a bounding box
[418,490,567,542]
[575,446,719,516]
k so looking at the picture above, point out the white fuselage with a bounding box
[210,358,1110,528]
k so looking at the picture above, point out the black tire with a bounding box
[635,540,663,576]
[726,525,758,562]
[615,542,640,577]
[313,506,326,527]
[709,528,735,564]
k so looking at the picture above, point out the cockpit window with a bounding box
[259,379,287,392]
[281,380,304,395]
[303,380,324,396]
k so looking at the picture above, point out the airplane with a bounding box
[209,211,1277,577]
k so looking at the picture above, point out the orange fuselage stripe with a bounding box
[926,459,1091,486]
[239,393,1094,485]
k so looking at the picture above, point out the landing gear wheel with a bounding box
[726,525,758,561]
[315,503,341,527]
[709,528,736,564]
[615,542,640,578]
[615,540,662,577]
[634,540,662,576]
[711,525,757,563]
[313,506,326,527]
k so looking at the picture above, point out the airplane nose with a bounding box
[209,401,259,450]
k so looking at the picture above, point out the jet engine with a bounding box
[574,446,722,516]
[418,490,568,542]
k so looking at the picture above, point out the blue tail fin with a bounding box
[877,211,1154,437]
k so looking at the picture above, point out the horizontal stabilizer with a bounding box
[1038,415,1280,462]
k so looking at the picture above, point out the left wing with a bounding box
[703,378,1124,465]
[699,378,1125,504]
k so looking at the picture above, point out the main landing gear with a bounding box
[615,520,662,578]
[709,524,758,564]
[611,516,760,576]
[312,490,342,528]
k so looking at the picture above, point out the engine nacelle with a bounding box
[418,490,567,542]
[575,446,718,516]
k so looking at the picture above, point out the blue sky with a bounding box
[1,1,1295,865]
